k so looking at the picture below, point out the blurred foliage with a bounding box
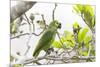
[13,64,24,67]
[52,21,95,58]
[78,28,89,43]
[52,4,95,60]
[10,55,14,62]
[10,22,18,35]
[52,30,75,49]
[73,22,81,34]
[52,4,95,62]
[73,4,95,31]
[10,17,22,36]
[52,41,62,48]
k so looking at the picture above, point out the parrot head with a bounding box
[48,20,61,29]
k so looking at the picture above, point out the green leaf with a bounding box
[10,22,18,35]
[63,31,74,41]
[84,35,92,44]
[65,40,74,48]
[83,6,95,29]
[84,5,94,17]
[73,6,80,14]
[73,22,79,29]
[73,4,83,14]
[64,42,72,49]
[76,4,83,11]
[78,28,89,43]
[84,11,93,28]
[63,32,75,49]
[60,37,66,42]
[13,64,24,67]
[73,4,95,29]
[82,51,88,56]
[92,16,95,27]
[52,41,62,48]
[91,45,95,56]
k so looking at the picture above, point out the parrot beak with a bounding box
[58,23,61,29]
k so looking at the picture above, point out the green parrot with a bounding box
[33,20,61,58]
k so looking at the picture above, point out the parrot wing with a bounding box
[33,29,56,58]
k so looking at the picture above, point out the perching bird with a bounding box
[33,20,61,58]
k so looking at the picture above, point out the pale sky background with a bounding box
[11,1,95,58]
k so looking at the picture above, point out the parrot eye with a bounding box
[54,21,61,29]
[55,22,59,26]
[58,23,61,29]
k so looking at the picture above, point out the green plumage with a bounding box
[33,20,61,58]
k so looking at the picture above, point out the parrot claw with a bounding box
[46,48,54,55]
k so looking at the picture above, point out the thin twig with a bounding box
[52,3,57,21]
[10,32,44,39]
[11,14,47,39]
[20,23,27,26]
[24,14,31,25]
[24,13,32,55]
[56,31,71,56]
[56,32,63,47]
[31,21,35,33]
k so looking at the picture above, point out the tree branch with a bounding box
[10,14,47,39]
[23,13,32,55]
[11,55,95,66]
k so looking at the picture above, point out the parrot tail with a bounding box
[33,51,40,58]
[33,51,42,65]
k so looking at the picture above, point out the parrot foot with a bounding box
[46,48,54,55]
